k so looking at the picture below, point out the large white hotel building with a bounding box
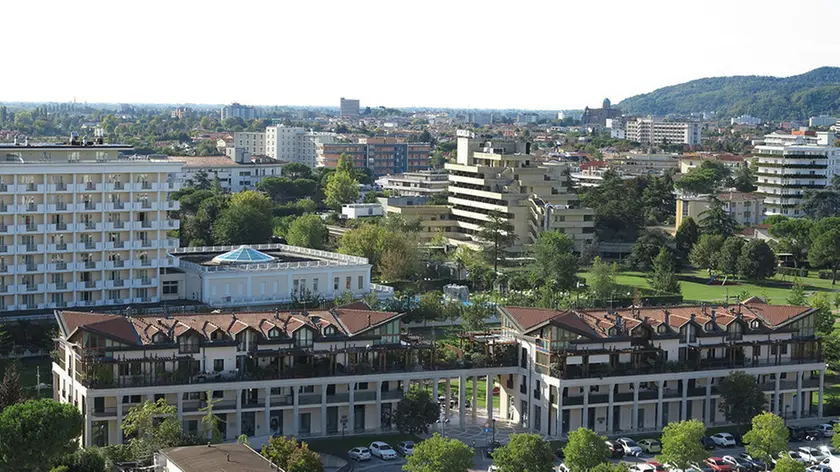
[0,139,182,312]
[53,298,824,447]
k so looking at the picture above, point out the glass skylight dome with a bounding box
[211,245,276,264]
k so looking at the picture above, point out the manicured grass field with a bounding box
[424,377,501,410]
[580,269,839,304]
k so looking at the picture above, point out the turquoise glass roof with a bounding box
[212,245,275,264]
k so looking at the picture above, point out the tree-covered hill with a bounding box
[618,67,840,121]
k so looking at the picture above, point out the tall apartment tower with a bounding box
[0,138,183,311]
[340,98,360,117]
[755,130,840,217]
[445,131,595,253]
[265,125,337,168]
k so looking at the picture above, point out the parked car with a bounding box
[647,461,667,472]
[348,447,371,461]
[789,427,807,441]
[398,441,415,456]
[555,447,566,460]
[488,466,500,472]
[774,451,808,465]
[487,441,502,456]
[700,436,717,450]
[722,455,755,471]
[639,439,663,454]
[807,465,832,472]
[711,433,737,448]
[732,432,748,446]
[605,441,625,458]
[557,464,571,472]
[816,424,835,438]
[804,429,823,442]
[369,441,397,459]
[705,457,734,472]
[798,447,828,464]
[629,465,656,472]
[617,438,643,456]
[738,453,766,471]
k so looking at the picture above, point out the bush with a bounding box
[778,267,809,277]
[819,270,833,280]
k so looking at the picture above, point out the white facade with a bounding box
[809,115,838,127]
[173,244,375,306]
[341,203,384,219]
[220,103,262,121]
[233,132,267,156]
[380,170,449,196]
[0,143,182,312]
[731,115,762,126]
[265,126,337,168]
[754,131,840,216]
[340,97,360,116]
[626,118,701,145]
[172,156,284,193]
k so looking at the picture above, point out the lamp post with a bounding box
[785,405,791,425]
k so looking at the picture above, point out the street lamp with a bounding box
[785,405,791,425]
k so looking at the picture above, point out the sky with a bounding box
[5,0,840,110]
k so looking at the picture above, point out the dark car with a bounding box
[605,441,625,459]
[732,432,749,446]
[804,428,822,442]
[487,441,501,456]
[555,448,565,460]
[739,453,766,471]
[789,427,807,441]
[701,436,717,450]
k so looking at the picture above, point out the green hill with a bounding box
[618,67,840,121]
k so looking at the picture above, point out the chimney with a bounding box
[711,309,716,323]
[690,313,696,322]
[664,310,671,327]
[615,315,622,329]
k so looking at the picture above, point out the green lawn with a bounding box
[0,356,52,399]
[580,269,839,304]
[438,377,500,410]
[307,433,420,455]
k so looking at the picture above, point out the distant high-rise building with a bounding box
[809,115,838,127]
[317,137,431,177]
[731,115,762,126]
[265,125,337,168]
[625,118,701,146]
[233,132,266,156]
[220,103,262,121]
[340,98,360,117]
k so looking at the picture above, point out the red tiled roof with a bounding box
[504,307,563,332]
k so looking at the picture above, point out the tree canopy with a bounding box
[531,231,580,291]
[737,240,777,280]
[404,434,474,472]
[718,371,767,426]
[743,412,789,464]
[0,399,83,472]
[648,247,681,294]
[657,419,707,471]
[479,210,517,274]
[286,214,328,249]
[261,436,323,472]
[493,433,555,472]
[563,428,610,472]
[393,386,440,435]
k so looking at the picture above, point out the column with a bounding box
[321,386,328,437]
[444,378,451,419]
[656,381,664,430]
[774,375,781,414]
[375,381,383,431]
[556,386,564,436]
[84,396,93,447]
[234,389,242,438]
[631,382,639,432]
[459,375,467,428]
[486,375,494,420]
[264,388,271,437]
[471,376,478,419]
[347,382,354,434]
[680,380,688,421]
[432,377,440,400]
[704,382,712,424]
[540,383,549,435]
[116,401,124,444]
[796,371,803,419]
[819,370,825,418]
[607,384,614,435]
[582,388,590,429]
[292,387,300,436]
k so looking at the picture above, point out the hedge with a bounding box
[819,270,834,280]
[777,267,809,277]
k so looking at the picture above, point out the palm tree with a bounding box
[200,390,223,443]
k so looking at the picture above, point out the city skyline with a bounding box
[5,0,840,110]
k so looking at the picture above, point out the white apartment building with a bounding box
[170,244,378,306]
[446,131,595,252]
[676,192,765,229]
[754,131,840,216]
[341,204,385,220]
[731,115,762,126]
[233,132,267,156]
[265,126,337,168]
[172,156,284,193]
[0,142,182,312]
[379,169,448,197]
[809,116,838,128]
[626,118,701,146]
[52,298,824,447]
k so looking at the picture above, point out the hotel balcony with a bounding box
[80,221,102,231]
[17,283,44,293]
[105,202,128,211]
[104,279,127,289]
[0,284,12,295]
[17,223,45,234]
[47,222,72,232]
[0,224,14,235]
[161,200,180,211]
[47,202,72,213]
[17,244,44,253]
[134,201,155,211]
[16,183,45,193]
[47,183,71,193]
[104,182,126,192]
[104,221,129,231]
[78,280,103,290]
[133,239,157,249]
[48,261,72,272]
[103,260,127,270]
[104,240,127,250]
[162,181,181,192]
[18,204,44,214]
[78,202,103,212]
[133,181,154,192]
[134,259,158,269]
[79,260,102,271]
[133,277,158,288]
[41,301,71,309]
[0,264,12,274]
[76,241,103,251]
[48,282,74,292]
[16,263,44,274]
[76,182,102,192]
[132,296,160,304]
[47,243,72,253]
[0,204,12,214]
[133,221,159,231]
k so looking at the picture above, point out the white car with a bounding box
[398,441,415,456]
[488,466,500,472]
[776,451,808,465]
[629,465,656,472]
[817,424,835,437]
[348,447,371,461]
[799,447,828,464]
[710,433,737,447]
[617,438,643,456]
[369,441,398,459]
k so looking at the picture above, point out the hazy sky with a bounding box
[5,0,840,110]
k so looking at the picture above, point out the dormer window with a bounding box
[210,330,225,341]
[152,332,167,344]
[608,327,618,336]
[657,324,666,334]
[268,328,281,339]
[294,328,313,348]
[751,320,760,329]
[324,326,336,336]
[705,322,714,331]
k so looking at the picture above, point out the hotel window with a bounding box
[268,328,281,339]
[162,281,178,295]
[313,278,319,292]
[345,277,351,290]
[213,359,224,372]
[357,276,364,290]
[293,279,299,293]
